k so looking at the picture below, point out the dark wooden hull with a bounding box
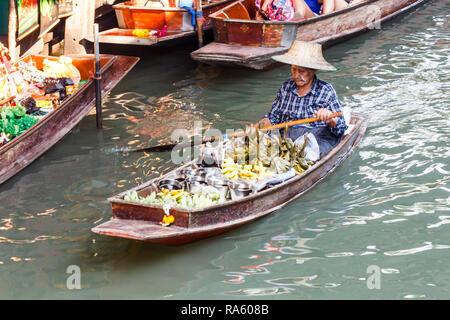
[0,54,140,185]
[191,0,431,69]
[98,0,234,47]
[92,113,368,245]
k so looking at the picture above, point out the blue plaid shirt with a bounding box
[264,76,347,137]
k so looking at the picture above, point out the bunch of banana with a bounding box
[239,168,257,180]
[222,158,275,180]
[158,188,191,202]
[221,158,240,179]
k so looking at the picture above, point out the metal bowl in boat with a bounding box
[228,180,253,189]
[165,173,186,183]
[158,178,183,191]
[186,175,206,194]
[164,173,187,189]
[206,175,229,200]
[228,180,253,200]
[206,175,228,186]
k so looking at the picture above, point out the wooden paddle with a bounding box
[121,112,342,153]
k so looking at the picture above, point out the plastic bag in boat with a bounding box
[294,133,320,162]
[342,106,354,135]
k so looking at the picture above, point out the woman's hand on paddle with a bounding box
[253,118,272,128]
[315,108,337,128]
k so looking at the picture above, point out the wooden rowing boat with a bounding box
[190,0,431,69]
[92,112,368,245]
[0,54,139,185]
[98,0,234,47]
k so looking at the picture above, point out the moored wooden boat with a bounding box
[92,112,368,245]
[0,54,139,185]
[190,0,431,69]
[98,0,234,47]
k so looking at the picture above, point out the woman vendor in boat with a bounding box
[256,41,347,157]
[255,0,366,20]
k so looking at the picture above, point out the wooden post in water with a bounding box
[8,0,17,63]
[195,0,203,48]
[94,23,102,129]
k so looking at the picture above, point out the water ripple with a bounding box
[0,0,449,300]
[384,242,450,256]
[222,287,294,297]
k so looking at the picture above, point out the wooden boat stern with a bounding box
[191,42,289,69]
[92,218,187,242]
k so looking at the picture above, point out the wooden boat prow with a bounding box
[92,112,368,245]
[0,54,139,185]
[191,0,431,69]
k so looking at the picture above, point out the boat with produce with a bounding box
[98,0,234,47]
[0,53,139,185]
[92,112,368,245]
[190,0,431,69]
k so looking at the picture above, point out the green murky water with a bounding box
[0,0,448,299]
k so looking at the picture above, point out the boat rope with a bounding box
[89,70,102,80]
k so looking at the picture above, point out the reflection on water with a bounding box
[223,286,294,297]
[0,1,449,299]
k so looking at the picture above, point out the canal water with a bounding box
[0,0,448,299]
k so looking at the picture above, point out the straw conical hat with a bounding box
[272,41,336,71]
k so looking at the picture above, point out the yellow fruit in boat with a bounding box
[222,167,235,175]
[132,29,150,38]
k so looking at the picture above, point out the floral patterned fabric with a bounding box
[255,0,295,21]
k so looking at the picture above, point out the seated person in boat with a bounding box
[257,41,348,157]
[255,0,365,20]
